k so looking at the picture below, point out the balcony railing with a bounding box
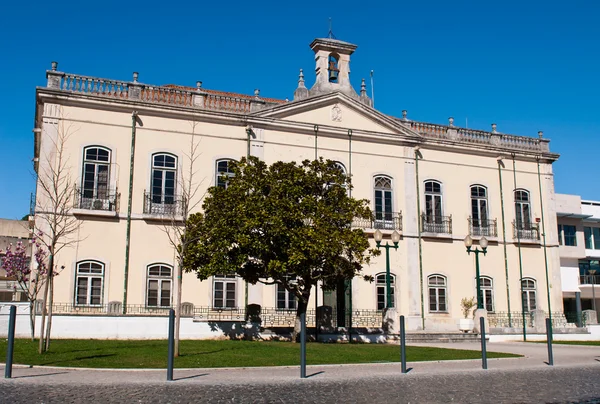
[421,214,452,234]
[579,275,600,285]
[468,217,498,237]
[352,212,403,231]
[76,187,119,212]
[512,221,540,240]
[143,191,185,217]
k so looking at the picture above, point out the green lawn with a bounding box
[0,339,520,369]
[532,340,600,346]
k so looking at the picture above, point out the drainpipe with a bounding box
[415,147,425,330]
[314,125,319,160]
[245,126,255,312]
[512,154,526,341]
[497,157,512,326]
[123,111,141,314]
[536,156,552,324]
[348,129,353,341]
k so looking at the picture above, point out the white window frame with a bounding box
[213,274,237,309]
[521,278,537,312]
[216,159,236,189]
[374,175,393,222]
[471,185,489,228]
[376,273,395,310]
[276,274,297,310]
[81,146,111,205]
[424,180,443,222]
[75,260,105,306]
[428,275,447,313]
[480,276,494,312]
[151,153,178,205]
[146,264,173,308]
[515,189,532,229]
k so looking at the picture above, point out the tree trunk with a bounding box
[38,253,52,354]
[293,289,311,342]
[174,265,182,357]
[45,273,54,351]
[29,300,35,341]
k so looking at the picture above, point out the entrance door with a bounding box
[323,279,351,327]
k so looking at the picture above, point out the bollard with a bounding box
[546,318,554,366]
[5,305,16,379]
[167,309,175,381]
[480,316,487,370]
[400,315,407,374]
[300,312,306,378]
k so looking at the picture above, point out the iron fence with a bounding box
[143,191,185,217]
[487,311,534,328]
[579,275,600,285]
[468,217,498,238]
[76,187,119,212]
[421,214,452,234]
[512,221,539,240]
[352,212,403,231]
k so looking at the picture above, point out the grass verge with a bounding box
[0,339,520,369]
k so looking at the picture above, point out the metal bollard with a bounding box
[546,318,554,366]
[5,305,16,379]
[300,312,306,378]
[480,316,487,370]
[400,315,407,374]
[167,309,175,381]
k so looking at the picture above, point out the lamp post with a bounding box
[590,269,597,313]
[374,229,400,309]
[464,235,488,310]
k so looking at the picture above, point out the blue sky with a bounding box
[1,0,599,219]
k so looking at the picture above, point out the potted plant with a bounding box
[459,297,477,332]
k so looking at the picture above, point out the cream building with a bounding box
[30,36,564,333]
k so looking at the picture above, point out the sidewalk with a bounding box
[1,341,599,385]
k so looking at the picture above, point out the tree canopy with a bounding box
[183,157,378,318]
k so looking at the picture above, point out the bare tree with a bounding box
[162,120,205,357]
[34,113,81,353]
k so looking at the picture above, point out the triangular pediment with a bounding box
[253,92,418,138]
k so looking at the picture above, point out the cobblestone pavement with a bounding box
[1,342,599,403]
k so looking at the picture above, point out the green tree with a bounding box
[183,157,378,338]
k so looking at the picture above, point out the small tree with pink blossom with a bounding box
[1,237,49,340]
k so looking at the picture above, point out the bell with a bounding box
[328,69,339,82]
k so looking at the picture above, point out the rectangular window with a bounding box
[558,224,564,245]
[594,228,600,250]
[560,224,577,246]
[585,227,593,249]
[376,285,395,310]
[213,275,236,308]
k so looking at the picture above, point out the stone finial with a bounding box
[360,78,367,96]
[448,117,454,127]
[196,81,203,90]
[298,69,305,87]
[538,131,544,138]
[51,61,58,71]
[254,89,260,99]
[133,72,139,83]
[402,110,408,121]
[285,98,289,102]
[491,123,497,133]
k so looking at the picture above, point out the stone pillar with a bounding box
[316,305,333,333]
[383,307,398,334]
[128,72,142,100]
[576,292,583,327]
[473,308,489,334]
[192,81,206,107]
[46,61,64,89]
[583,309,598,325]
[532,309,546,332]
[250,89,266,112]
[404,148,422,331]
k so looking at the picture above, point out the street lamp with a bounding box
[374,229,400,309]
[589,269,597,313]
[464,235,488,310]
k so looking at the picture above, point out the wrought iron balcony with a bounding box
[468,217,498,237]
[143,191,184,217]
[421,214,452,234]
[512,221,539,240]
[76,187,119,212]
[579,275,600,285]
[352,212,402,231]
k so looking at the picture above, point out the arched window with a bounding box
[521,278,537,312]
[515,189,531,229]
[480,276,494,312]
[376,273,395,310]
[216,159,236,189]
[151,153,177,205]
[424,180,443,223]
[428,275,447,312]
[146,264,172,308]
[81,146,111,209]
[213,274,236,308]
[471,185,489,235]
[75,261,104,306]
[277,274,297,310]
[328,53,339,83]
[374,176,393,222]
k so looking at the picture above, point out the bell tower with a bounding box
[307,37,358,99]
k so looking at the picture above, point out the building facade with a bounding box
[31,36,563,332]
